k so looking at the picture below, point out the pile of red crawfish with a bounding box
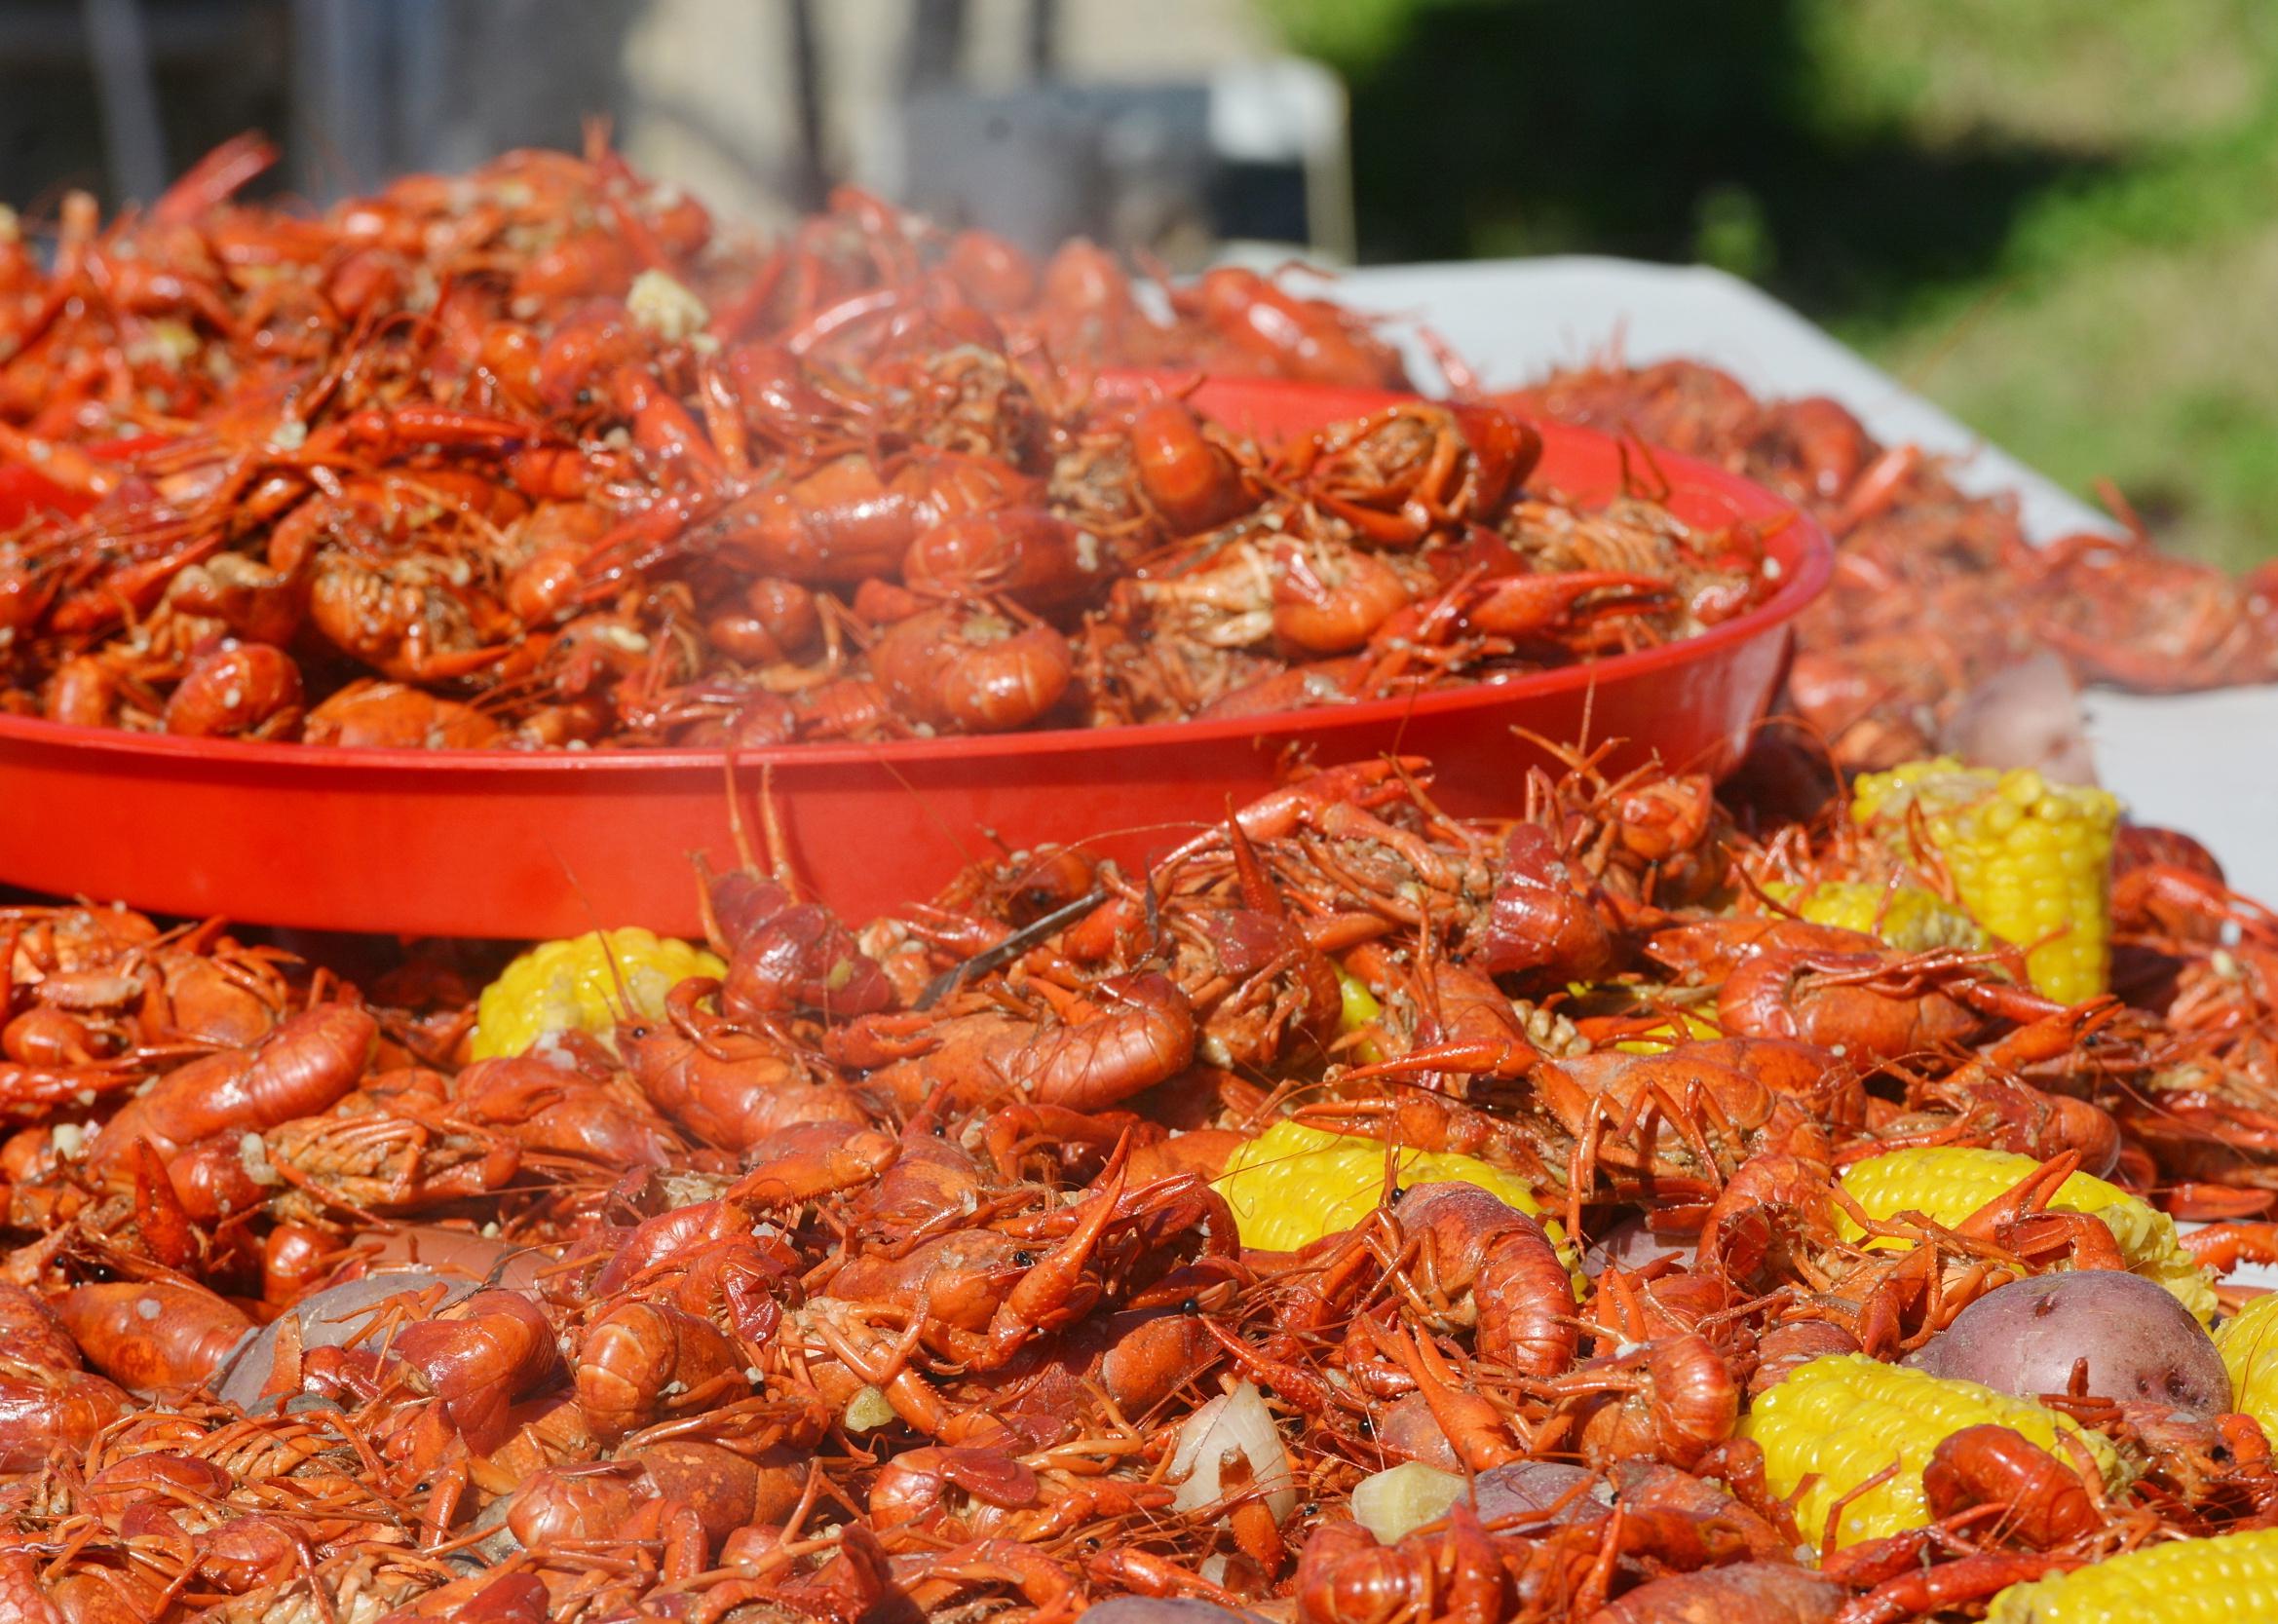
[1,134,2272,764]
[0,133,1778,750]
[7,744,2278,1624]
[1509,359,2278,771]
[11,129,2278,1624]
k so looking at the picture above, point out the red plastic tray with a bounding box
[0,433,169,529]
[0,462,100,529]
[0,379,1829,937]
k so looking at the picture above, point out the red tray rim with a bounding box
[0,414,1831,779]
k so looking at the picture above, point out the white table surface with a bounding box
[1332,257,2278,904]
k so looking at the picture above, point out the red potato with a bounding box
[1582,1212,1694,1277]
[1085,1603,1267,1624]
[1907,1270,2229,1417]
[213,1268,493,1410]
[1587,1563,1844,1624]
[1469,1460,1614,1526]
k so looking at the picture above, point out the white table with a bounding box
[1331,257,2278,903]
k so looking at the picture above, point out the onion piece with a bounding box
[1169,1381,1296,1523]
[1351,1461,1465,1542]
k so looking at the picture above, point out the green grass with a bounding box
[1800,0,2276,152]
[1843,188,2278,569]
[1822,13,2278,568]
[1266,0,2278,565]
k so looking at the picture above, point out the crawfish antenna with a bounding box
[2093,475,2149,545]
[1225,802,1280,917]
[1509,724,1614,784]
[1613,430,1673,505]
[721,755,761,878]
[483,1245,545,1291]
[691,850,732,959]
[759,762,801,900]
[868,749,983,873]
[1730,860,1804,922]
[528,816,634,1024]
[594,919,636,1025]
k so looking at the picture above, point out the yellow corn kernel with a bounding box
[1571,987,1722,1053]
[1336,967,1383,1035]
[1739,1353,2121,1548]
[1213,1118,1574,1272]
[471,928,725,1060]
[1850,757,2117,1004]
[1986,1527,2278,1621]
[1760,880,1988,955]
[1838,1147,2216,1323]
[1609,1015,1721,1053]
[1335,967,1386,1064]
[2216,1294,2278,1436]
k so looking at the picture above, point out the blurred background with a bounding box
[3,0,2268,564]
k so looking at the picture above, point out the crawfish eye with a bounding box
[1012,1250,1037,1267]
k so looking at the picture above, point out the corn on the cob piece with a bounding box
[1739,1352,2121,1548]
[1761,879,1988,955]
[1214,1118,1574,1271]
[1986,1527,2278,1622]
[1850,757,2118,1003]
[472,927,725,1060]
[2215,1293,2278,1436]
[1839,1147,2216,1323]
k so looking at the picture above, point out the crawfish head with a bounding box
[708,871,795,948]
[53,1281,253,1393]
[1920,1424,2104,1549]
[395,1288,561,1452]
[1695,1152,1842,1293]
[1395,1181,1578,1378]
[575,1299,749,1443]
[715,873,894,1019]
[1484,821,1616,983]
